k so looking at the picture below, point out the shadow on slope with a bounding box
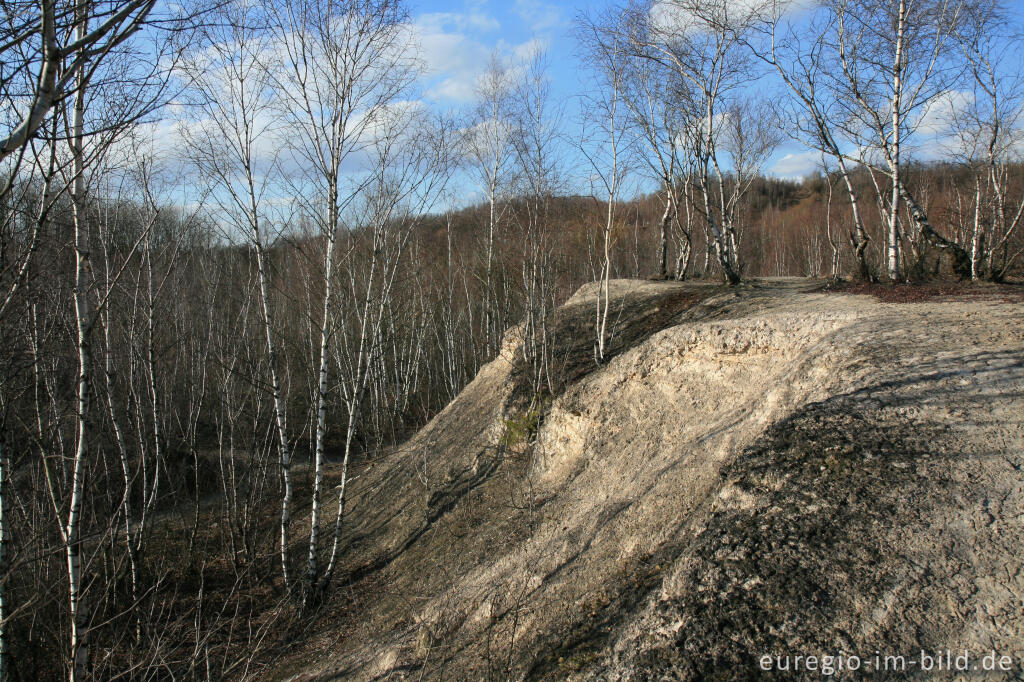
[539,346,1024,679]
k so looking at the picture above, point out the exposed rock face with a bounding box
[292,280,1024,681]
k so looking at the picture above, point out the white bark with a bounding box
[181,5,296,588]
[306,209,336,601]
[268,0,418,603]
[0,436,5,680]
[0,0,160,161]
[757,5,873,279]
[68,12,90,674]
[887,0,907,282]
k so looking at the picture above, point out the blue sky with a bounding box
[407,0,603,200]
[407,0,819,189]
[406,0,1024,197]
[145,0,1022,210]
[411,0,581,105]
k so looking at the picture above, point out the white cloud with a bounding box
[770,150,821,179]
[915,89,973,138]
[411,11,544,104]
[911,89,980,160]
[651,0,815,36]
[512,37,549,62]
[412,12,496,103]
[429,77,479,102]
[462,116,516,159]
[416,10,500,34]
[514,0,564,33]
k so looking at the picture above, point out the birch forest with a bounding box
[0,0,1022,678]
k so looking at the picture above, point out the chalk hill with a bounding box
[291,279,1024,680]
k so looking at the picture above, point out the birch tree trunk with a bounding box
[886,0,905,281]
[67,12,90,673]
[181,2,296,588]
[675,178,694,280]
[267,0,420,604]
[758,6,874,280]
[659,190,670,279]
[97,256,139,642]
[306,194,337,604]
[597,142,616,362]
[836,157,872,280]
[256,235,294,592]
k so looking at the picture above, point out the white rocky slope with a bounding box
[289,279,1024,681]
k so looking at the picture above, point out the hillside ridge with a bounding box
[287,279,1024,680]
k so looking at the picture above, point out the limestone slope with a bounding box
[297,279,1024,681]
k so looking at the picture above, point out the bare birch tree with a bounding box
[627,0,759,283]
[947,1,1024,279]
[466,54,517,357]
[717,97,782,258]
[576,7,632,360]
[0,0,163,162]
[591,3,691,280]
[510,51,562,394]
[625,46,692,279]
[268,0,418,604]
[830,0,972,280]
[1,16,190,661]
[17,1,197,673]
[320,111,454,593]
[180,0,300,590]
[752,1,875,279]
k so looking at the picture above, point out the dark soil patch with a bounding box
[823,280,1024,303]
[585,398,960,681]
[505,286,723,413]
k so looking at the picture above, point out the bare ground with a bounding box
[280,278,1024,681]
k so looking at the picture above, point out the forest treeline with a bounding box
[1,0,1022,679]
